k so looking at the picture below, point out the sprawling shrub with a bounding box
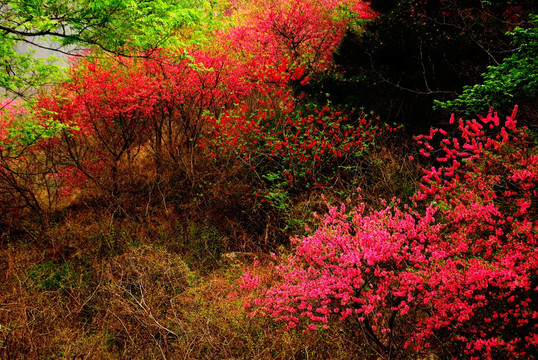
[203,96,397,206]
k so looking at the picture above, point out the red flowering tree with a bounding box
[37,47,253,200]
[141,49,254,183]
[192,0,381,231]
[38,57,159,198]
[240,106,537,359]
[217,0,375,84]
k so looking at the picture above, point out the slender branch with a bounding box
[367,52,458,96]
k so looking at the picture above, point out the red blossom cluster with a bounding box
[203,94,398,206]
[0,100,17,145]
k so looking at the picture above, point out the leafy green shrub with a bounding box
[435,14,538,117]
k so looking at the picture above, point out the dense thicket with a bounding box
[1,1,536,359]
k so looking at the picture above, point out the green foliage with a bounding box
[1,0,204,50]
[435,14,538,116]
[26,260,90,292]
[0,102,74,153]
[5,120,69,148]
[175,220,225,273]
[0,0,206,96]
[0,35,63,97]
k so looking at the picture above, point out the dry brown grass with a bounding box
[0,213,373,360]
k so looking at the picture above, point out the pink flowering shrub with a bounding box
[242,106,538,359]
